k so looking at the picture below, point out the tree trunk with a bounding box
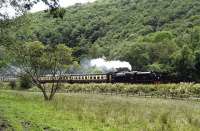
[48,87,56,101]
[42,89,49,101]
[36,84,58,101]
[49,92,55,100]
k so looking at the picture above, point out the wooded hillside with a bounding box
[4,0,200,80]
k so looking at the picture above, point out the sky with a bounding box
[31,0,96,12]
[0,0,96,18]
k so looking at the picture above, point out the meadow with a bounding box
[0,88,200,131]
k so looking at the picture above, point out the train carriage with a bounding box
[37,71,158,84]
[0,70,159,84]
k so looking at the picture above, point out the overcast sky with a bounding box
[31,0,96,12]
[0,0,96,18]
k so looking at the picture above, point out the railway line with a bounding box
[0,70,158,84]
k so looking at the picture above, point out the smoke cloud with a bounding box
[68,58,132,74]
[89,58,132,72]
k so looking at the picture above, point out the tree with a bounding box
[0,0,60,19]
[0,46,7,68]
[0,46,12,72]
[125,43,150,71]
[12,41,73,100]
[194,50,200,81]
[0,0,64,51]
[172,45,195,81]
[19,74,32,89]
[0,0,62,37]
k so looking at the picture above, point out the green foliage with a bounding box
[19,74,32,89]
[13,41,73,73]
[147,63,169,73]
[12,41,74,100]
[62,83,200,98]
[141,31,173,43]
[3,0,200,80]
[172,45,195,80]
[0,46,9,69]
[49,8,66,19]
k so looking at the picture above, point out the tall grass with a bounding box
[0,90,200,130]
[43,92,200,130]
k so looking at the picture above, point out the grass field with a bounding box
[0,90,200,131]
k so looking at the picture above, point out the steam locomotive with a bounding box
[0,69,193,84]
[39,69,159,84]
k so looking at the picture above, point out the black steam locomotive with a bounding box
[39,69,159,84]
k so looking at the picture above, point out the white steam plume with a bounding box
[89,58,132,72]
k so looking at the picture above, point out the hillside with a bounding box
[11,0,200,80]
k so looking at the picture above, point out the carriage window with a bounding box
[105,75,107,79]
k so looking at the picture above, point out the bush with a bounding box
[62,83,200,98]
[9,81,17,89]
[19,74,32,89]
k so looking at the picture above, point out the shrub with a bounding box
[9,81,17,89]
[19,74,32,89]
[63,83,200,98]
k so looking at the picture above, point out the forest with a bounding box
[1,0,200,81]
